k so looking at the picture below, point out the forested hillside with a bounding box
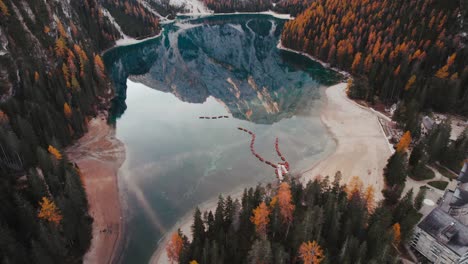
[272,0,312,16]
[202,0,274,13]
[282,0,468,135]
[167,176,421,264]
[0,0,159,262]
[102,0,161,38]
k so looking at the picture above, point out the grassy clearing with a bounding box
[433,164,458,180]
[409,166,436,181]
[427,181,449,190]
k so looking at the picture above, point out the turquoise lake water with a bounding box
[104,14,342,263]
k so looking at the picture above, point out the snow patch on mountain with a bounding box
[171,0,211,14]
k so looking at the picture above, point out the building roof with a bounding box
[422,116,435,130]
[418,207,468,256]
[451,188,468,208]
[458,162,468,184]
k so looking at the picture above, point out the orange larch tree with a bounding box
[405,75,416,91]
[277,182,295,225]
[393,223,401,245]
[38,197,63,225]
[55,38,67,57]
[56,20,68,38]
[364,185,375,212]
[34,71,40,82]
[166,231,184,264]
[0,110,9,125]
[351,52,362,73]
[250,201,270,237]
[64,103,72,118]
[396,131,412,152]
[0,0,9,16]
[346,176,363,199]
[299,241,324,264]
[94,54,106,79]
[48,145,62,160]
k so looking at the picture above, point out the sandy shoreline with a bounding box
[301,83,393,200]
[66,116,126,264]
[150,82,393,263]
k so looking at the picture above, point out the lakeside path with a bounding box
[151,82,394,263]
[66,116,125,264]
[301,83,393,200]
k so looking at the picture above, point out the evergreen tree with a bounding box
[383,152,408,186]
[414,188,426,211]
[247,239,272,264]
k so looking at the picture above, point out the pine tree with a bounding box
[409,141,424,167]
[247,239,272,264]
[383,152,408,186]
[414,188,426,211]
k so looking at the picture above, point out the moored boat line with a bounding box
[199,115,230,119]
[237,127,289,181]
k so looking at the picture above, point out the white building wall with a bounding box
[411,227,461,264]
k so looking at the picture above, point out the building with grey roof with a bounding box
[411,161,468,263]
[421,116,435,136]
[411,208,468,263]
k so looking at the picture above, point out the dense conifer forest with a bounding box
[202,0,274,13]
[0,0,159,262]
[281,0,468,133]
[102,0,161,38]
[167,175,422,264]
[0,0,466,262]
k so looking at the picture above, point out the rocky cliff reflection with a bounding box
[105,15,341,124]
[104,15,343,263]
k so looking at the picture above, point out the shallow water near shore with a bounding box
[104,14,342,263]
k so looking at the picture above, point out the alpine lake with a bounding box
[103,14,343,263]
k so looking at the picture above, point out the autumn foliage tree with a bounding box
[396,131,412,153]
[299,241,324,264]
[250,202,270,237]
[48,145,62,160]
[392,223,401,245]
[94,54,106,79]
[38,197,63,225]
[0,0,149,262]
[276,182,295,225]
[346,176,363,199]
[64,103,72,118]
[55,37,67,57]
[166,231,184,264]
[181,178,416,263]
[282,0,468,118]
[0,0,9,16]
[364,185,375,213]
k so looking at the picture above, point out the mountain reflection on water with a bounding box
[105,15,342,124]
[103,14,343,264]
